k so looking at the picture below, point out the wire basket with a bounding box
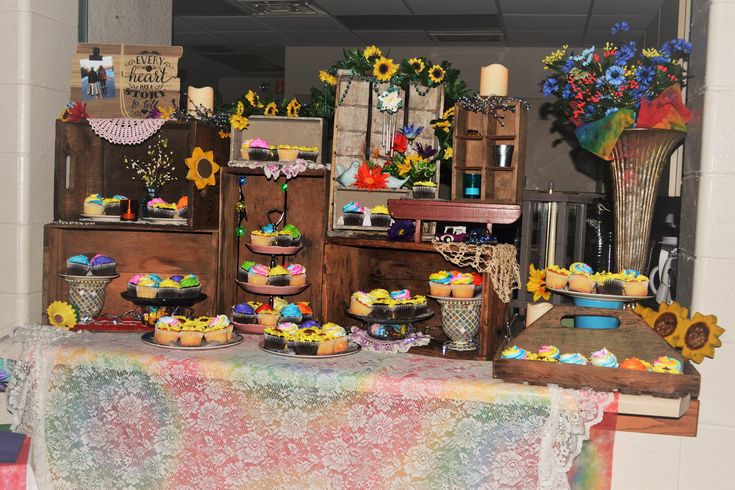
[432,296,483,351]
[60,274,118,323]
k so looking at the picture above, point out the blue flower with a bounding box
[651,55,670,64]
[611,22,630,35]
[605,65,626,87]
[400,124,423,140]
[562,59,575,73]
[605,107,619,117]
[579,47,595,66]
[561,85,572,100]
[636,66,654,85]
[615,41,637,66]
[662,38,692,56]
[542,78,559,96]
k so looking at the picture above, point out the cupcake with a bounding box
[471,273,483,296]
[623,275,650,297]
[411,181,438,199]
[558,353,588,365]
[267,265,290,286]
[287,263,306,286]
[232,303,256,324]
[90,254,116,276]
[179,274,202,298]
[368,289,391,300]
[500,345,527,359]
[154,316,181,345]
[450,272,475,298]
[281,224,302,244]
[204,315,230,344]
[149,199,176,218]
[342,201,365,226]
[296,302,313,321]
[370,299,394,320]
[411,295,428,315]
[263,327,287,350]
[103,195,126,215]
[537,345,561,360]
[300,320,320,329]
[292,328,321,355]
[277,144,299,161]
[248,264,270,285]
[620,357,651,371]
[272,296,288,312]
[369,205,392,227]
[179,320,205,347]
[568,262,596,293]
[251,229,277,247]
[176,196,189,219]
[279,304,303,324]
[127,274,143,295]
[323,323,348,353]
[136,276,158,299]
[238,260,257,282]
[651,356,683,374]
[240,141,250,159]
[247,138,271,161]
[297,146,319,161]
[66,255,90,276]
[589,347,619,368]
[349,291,374,317]
[429,271,451,297]
[390,289,414,319]
[545,265,570,290]
[157,278,180,299]
[83,194,104,215]
[257,306,280,327]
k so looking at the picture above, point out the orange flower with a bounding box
[354,162,388,190]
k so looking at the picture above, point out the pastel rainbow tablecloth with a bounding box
[6,327,613,489]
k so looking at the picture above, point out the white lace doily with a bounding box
[349,326,431,353]
[88,118,166,145]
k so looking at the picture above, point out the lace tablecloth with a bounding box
[5,327,613,489]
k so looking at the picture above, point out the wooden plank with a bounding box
[611,399,699,437]
[388,199,521,224]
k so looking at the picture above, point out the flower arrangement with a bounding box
[123,135,177,190]
[541,22,692,159]
[379,124,439,187]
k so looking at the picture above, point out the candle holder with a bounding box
[463,173,481,199]
[493,144,514,168]
[120,199,138,221]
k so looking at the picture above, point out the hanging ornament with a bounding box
[235,174,248,238]
[377,86,403,156]
[281,183,288,191]
[235,226,245,237]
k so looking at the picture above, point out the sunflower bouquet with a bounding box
[541,22,693,159]
[379,124,439,188]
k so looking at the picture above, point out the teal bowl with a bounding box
[573,297,622,329]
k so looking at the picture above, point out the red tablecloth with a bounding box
[0,436,30,490]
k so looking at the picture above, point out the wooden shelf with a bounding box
[487,166,515,172]
[486,134,516,140]
[455,135,484,141]
[46,222,218,234]
[222,166,326,177]
[610,399,699,437]
[455,165,484,171]
[326,236,436,251]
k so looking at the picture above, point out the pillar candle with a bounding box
[187,86,214,116]
[479,64,508,97]
[526,302,553,326]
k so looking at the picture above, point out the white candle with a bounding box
[479,64,508,96]
[526,302,553,326]
[187,86,214,116]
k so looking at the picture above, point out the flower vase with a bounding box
[609,128,685,272]
[143,186,160,217]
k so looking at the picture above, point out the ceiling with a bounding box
[173,0,667,76]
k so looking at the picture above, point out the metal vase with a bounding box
[609,129,685,272]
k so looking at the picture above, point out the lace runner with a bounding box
[6,328,613,489]
[228,159,330,180]
[88,118,166,145]
[432,241,521,303]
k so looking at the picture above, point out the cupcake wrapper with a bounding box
[370,215,392,227]
[297,151,319,161]
[279,315,303,324]
[392,304,416,320]
[177,206,189,219]
[414,302,429,315]
[275,235,293,246]
[237,268,249,282]
[180,285,202,298]
[268,275,291,287]
[91,263,116,276]
[369,304,393,320]
[293,340,319,356]
[127,284,137,295]
[248,148,271,161]
[264,333,287,351]
[157,287,179,299]
[342,212,364,226]
[153,208,176,218]
[66,263,90,276]
[233,313,257,324]
[104,203,121,215]
[248,273,269,285]
[412,187,437,199]
[136,286,158,299]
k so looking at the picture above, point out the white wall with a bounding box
[286,46,604,193]
[87,0,172,45]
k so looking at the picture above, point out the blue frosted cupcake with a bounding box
[66,254,90,275]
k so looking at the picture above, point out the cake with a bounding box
[287,263,306,286]
[247,138,271,161]
[411,181,438,199]
[66,254,90,275]
[83,194,104,215]
[342,201,365,226]
[429,271,451,297]
[369,205,392,227]
[90,254,116,276]
[545,265,570,289]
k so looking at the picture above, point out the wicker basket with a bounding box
[432,296,483,351]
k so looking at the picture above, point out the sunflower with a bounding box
[373,56,398,82]
[245,90,264,109]
[185,147,220,190]
[319,70,337,86]
[443,146,453,159]
[363,45,382,61]
[442,106,455,119]
[408,57,425,74]
[680,312,725,363]
[634,302,689,348]
[235,101,245,115]
[47,301,77,329]
[157,105,176,119]
[432,120,451,133]
[229,114,249,131]
[218,130,231,139]
[354,162,388,190]
[264,102,278,116]
[527,264,550,302]
[428,64,446,84]
[286,97,301,117]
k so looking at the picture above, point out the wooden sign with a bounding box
[70,43,183,118]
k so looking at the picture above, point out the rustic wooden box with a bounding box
[54,120,228,229]
[228,116,325,164]
[492,305,701,398]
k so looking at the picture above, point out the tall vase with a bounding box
[609,129,685,272]
[143,186,160,217]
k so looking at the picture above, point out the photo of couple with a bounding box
[79,56,115,100]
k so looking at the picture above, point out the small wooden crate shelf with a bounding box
[228,116,325,164]
[451,101,527,204]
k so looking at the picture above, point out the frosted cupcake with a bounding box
[411,181,438,199]
[179,274,201,298]
[279,304,303,324]
[651,356,682,374]
[83,194,104,215]
[450,272,475,298]
[176,196,188,219]
[66,254,90,276]
[248,264,270,285]
[136,276,158,299]
[238,260,257,282]
[204,315,231,344]
[623,275,650,297]
[589,347,619,368]
[287,263,306,286]
[500,345,527,359]
[232,303,256,324]
[247,138,271,161]
[179,319,205,347]
[568,262,596,293]
[429,271,451,297]
[267,265,291,286]
[257,306,280,327]
[342,201,365,226]
[545,265,570,289]
[370,205,392,227]
[154,316,181,345]
[349,291,374,317]
[559,353,588,365]
[537,345,561,360]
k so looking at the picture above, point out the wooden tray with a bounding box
[492,305,701,398]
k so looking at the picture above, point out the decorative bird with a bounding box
[386,175,410,189]
[336,160,360,187]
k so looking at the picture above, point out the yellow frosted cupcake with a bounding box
[349,291,374,316]
[179,319,205,347]
[545,265,570,289]
[623,275,650,296]
[154,316,181,345]
[251,230,276,246]
[203,315,230,344]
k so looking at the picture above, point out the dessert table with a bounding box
[4,327,613,489]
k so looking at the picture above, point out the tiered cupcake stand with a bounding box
[120,292,207,325]
[344,308,434,341]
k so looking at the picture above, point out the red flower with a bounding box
[61,101,89,122]
[354,161,389,190]
[392,132,407,153]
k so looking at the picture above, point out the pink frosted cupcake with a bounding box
[247,138,272,161]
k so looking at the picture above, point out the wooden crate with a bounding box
[328,72,444,238]
[43,223,220,318]
[451,101,527,204]
[492,305,701,398]
[54,120,228,229]
[228,116,325,164]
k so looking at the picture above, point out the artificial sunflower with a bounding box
[229,114,249,131]
[363,45,382,61]
[319,70,337,86]
[408,57,425,74]
[680,312,725,363]
[47,301,77,329]
[286,97,301,117]
[443,146,453,159]
[373,56,398,82]
[634,302,690,348]
[218,130,231,139]
[354,162,388,190]
[443,106,455,119]
[432,119,451,133]
[185,147,220,190]
[264,102,279,116]
[527,264,550,302]
[428,64,446,84]
[245,90,264,109]
[157,105,176,119]
[394,156,413,177]
[235,100,245,115]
